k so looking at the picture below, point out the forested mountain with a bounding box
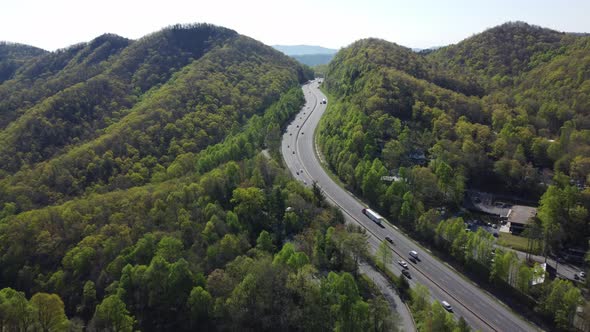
[319,21,590,329]
[0,42,47,83]
[0,24,394,331]
[0,24,307,209]
[429,22,571,79]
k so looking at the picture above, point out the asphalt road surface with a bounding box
[280,79,540,332]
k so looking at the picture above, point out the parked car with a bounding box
[441,301,453,312]
[398,260,408,269]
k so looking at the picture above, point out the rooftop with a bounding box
[507,205,537,225]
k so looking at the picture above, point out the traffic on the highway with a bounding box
[280,79,540,332]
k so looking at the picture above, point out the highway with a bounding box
[281,79,540,332]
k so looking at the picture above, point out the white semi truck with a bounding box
[362,208,384,225]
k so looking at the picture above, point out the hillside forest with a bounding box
[319,21,590,329]
[0,24,398,331]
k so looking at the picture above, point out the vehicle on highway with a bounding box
[385,236,393,244]
[398,260,408,269]
[362,208,385,226]
[402,269,411,278]
[580,271,586,279]
[409,250,419,260]
[441,301,453,312]
[409,257,417,264]
[322,98,327,104]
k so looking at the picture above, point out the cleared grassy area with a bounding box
[498,232,540,254]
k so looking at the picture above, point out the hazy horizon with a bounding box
[2,0,589,51]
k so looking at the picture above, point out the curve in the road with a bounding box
[281,80,540,332]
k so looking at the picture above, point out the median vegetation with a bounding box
[370,240,470,332]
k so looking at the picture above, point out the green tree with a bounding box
[368,296,398,332]
[376,239,392,269]
[430,301,456,332]
[457,316,470,332]
[312,181,325,207]
[156,236,184,262]
[540,279,581,329]
[91,295,135,332]
[0,288,34,331]
[80,280,97,319]
[382,140,404,169]
[411,284,430,313]
[324,272,369,332]
[342,231,369,275]
[186,286,212,322]
[30,293,69,332]
[231,187,267,234]
[256,230,274,252]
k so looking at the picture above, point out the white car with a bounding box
[409,250,419,260]
[441,301,453,312]
[398,260,408,269]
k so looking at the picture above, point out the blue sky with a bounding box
[1,0,589,51]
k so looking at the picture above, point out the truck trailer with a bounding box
[362,208,384,225]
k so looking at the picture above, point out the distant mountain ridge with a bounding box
[291,54,335,66]
[272,45,338,66]
[272,44,337,56]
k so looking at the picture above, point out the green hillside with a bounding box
[319,22,590,329]
[0,42,47,83]
[0,24,393,331]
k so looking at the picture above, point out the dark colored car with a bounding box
[385,236,393,244]
[402,269,411,278]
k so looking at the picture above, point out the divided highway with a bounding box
[281,79,540,332]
